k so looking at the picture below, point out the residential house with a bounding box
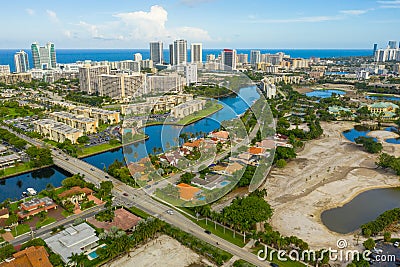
[17,197,57,220]
[177,183,201,201]
[58,186,93,206]
[0,208,9,229]
[0,246,52,267]
[208,131,229,142]
[44,223,99,263]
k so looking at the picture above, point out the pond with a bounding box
[342,125,399,143]
[367,95,400,102]
[305,89,346,98]
[321,188,400,234]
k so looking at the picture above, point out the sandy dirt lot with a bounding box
[105,235,211,267]
[263,121,400,249]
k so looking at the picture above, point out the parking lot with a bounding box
[370,241,400,267]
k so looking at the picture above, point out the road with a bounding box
[2,122,270,266]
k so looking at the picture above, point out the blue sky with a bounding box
[1,0,399,49]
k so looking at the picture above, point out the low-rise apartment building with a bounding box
[71,106,120,124]
[50,111,98,133]
[33,119,83,144]
[121,94,193,115]
[171,99,207,119]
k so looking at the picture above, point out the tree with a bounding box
[384,232,391,242]
[355,136,383,154]
[77,136,90,144]
[363,238,375,250]
[68,252,87,267]
[276,159,287,168]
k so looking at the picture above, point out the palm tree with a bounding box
[68,252,86,267]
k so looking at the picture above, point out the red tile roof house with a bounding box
[0,208,9,229]
[58,186,93,206]
[208,131,229,142]
[0,246,53,267]
[182,139,204,152]
[17,197,58,220]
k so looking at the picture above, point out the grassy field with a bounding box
[0,163,32,178]
[11,224,31,237]
[128,206,150,219]
[176,102,223,125]
[36,217,56,229]
[77,142,122,157]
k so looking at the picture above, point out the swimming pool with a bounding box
[220,181,230,187]
[88,244,107,260]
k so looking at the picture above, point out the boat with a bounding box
[21,192,28,198]
[27,188,37,196]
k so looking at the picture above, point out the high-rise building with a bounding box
[78,65,110,94]
[31,42,56,69]
[373,44,378,55]
[250,50,261,66]
[150,41,163,64]
[14,50,29,73]
[134,53,142,62]
[185,63,198,85]
[221,49,237,70]
[388,41,397,49]
[237,54,248,64]
[172,39,187,65]
[190,43,202,63]
[169,44,174,65]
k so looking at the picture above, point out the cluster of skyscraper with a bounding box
[373,40,400,62]
[12,42,57,73]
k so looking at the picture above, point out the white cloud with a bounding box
[340,9,370,15]
[114,5,169,40]
[74,5,212,43]
[377,0,400,8]
[26,8,35,16]
[377,0,400,4]
[46,9,59,23]
[246,15,341,24]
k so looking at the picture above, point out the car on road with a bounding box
[105,175,109,178]
[270,263,279,267]
[90,168,95,171]
[394,241,399,247]
[65,158,69,161]
[167,209,174,215]
[204,230,211,234]
[123,193,129,197]
[372,248,383,254]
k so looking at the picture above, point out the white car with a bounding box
[394,241,399,247]
[167,210,174,215]
[372,248,383,254]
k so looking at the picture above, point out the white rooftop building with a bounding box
[44,223,99,263]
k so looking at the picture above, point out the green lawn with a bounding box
[78,142,122,157]
[61,210,73,218]
[8,201,21,213]
[176,102,223,125]
[193,218,246,248]
[11,224,31,237]
[0,163,32,178]
[36,217,56,229]
[129,206,150,219]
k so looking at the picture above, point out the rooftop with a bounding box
[0,246,52,267]
[177,183,201,201]
[58,186,93,199]
[44,223,99,263]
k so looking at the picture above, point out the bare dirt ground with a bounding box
[294,83,355,94]
[263,121,400,249]
[105,235,212,267]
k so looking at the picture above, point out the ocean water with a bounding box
[0,48,372,72]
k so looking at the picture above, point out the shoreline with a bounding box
[78,135,149,159]
[0,164,54,180]
[139,103,224,129]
